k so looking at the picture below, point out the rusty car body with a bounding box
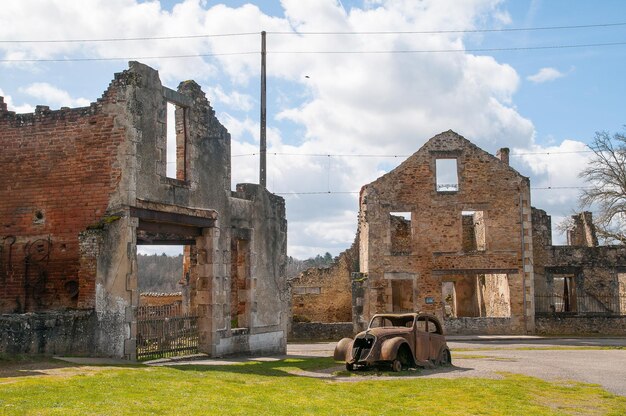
[333,312,451,371]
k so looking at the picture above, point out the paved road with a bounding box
[287,338,626,396]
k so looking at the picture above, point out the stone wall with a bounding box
[536,315,626,336]
[444,317,517,335]
[532,208,626,314]
[291,240,358,323]
[357,131,534,334]
[289,322,354,341]
[0,310,96,355]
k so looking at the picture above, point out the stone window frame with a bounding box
[388,211,412,256]
[162,87,192,184]
[461,209,487,252]
[435,158,459,193]
[430,150,462,194]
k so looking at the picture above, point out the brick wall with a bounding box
[139,292,183,307]
[0,89,126,313]
[358,130,533,333]
[291,240,358,322]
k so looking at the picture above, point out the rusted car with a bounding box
[334,312,451,371]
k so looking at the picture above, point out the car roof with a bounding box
[371,312,440,320]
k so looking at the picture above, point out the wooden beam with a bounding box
[130,207,215,228]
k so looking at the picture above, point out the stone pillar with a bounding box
[194,226,220,355]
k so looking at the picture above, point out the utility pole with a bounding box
[259,30,267,188]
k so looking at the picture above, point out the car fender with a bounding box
[333,337,354,361]
[380,337,410,362]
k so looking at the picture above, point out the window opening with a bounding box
[442,274,510,318]
[391,279,413,312]
[442,281,457,318]
[230,238,250,329]
[619,274,626,314]
[166,102,177,178]
[165,102,187,180]
[389,212,412,255]
[436,159,458,192]
[552,275,576,312]
[461,210,486,251]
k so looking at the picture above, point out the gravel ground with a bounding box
[286,338,626,396]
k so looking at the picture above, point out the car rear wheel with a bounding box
[391,359,402,372]
[439,349,451,366]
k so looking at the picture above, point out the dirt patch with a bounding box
[0,358,73,378]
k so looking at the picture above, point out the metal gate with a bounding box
[136,304,199,361]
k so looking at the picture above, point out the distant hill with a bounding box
[137,251,335,291]
[137,253,183,293]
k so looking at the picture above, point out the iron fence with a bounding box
[136,304,199,361]
[535,294,626,315]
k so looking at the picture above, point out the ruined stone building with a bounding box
[291,240,358,323]
[291,130,626,336]
[532,210,626,334]
[355,130,534,334]
[0,62,288,359]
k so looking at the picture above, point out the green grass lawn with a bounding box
[0,357,624,415]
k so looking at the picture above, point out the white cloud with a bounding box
[511,139,593,244]
[19,83,91,108]
[0,88,34,113]
[527,67,566,84]
[2,0,571,259]
[205,86,254,111]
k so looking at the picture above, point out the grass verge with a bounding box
[0,357,624,415]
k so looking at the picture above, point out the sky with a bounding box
[1,0,626,259]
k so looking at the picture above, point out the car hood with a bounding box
[358,327,412,338]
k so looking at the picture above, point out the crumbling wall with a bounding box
[533,209,626,317]
[0,93,127,314]
[291,239,358,323]
[568,211,598,247]
[358,130,534,334]
[1,62,289,359]
[226,184,288,355]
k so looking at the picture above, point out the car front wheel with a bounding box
[391,359,402,372]
[346,362,355,371]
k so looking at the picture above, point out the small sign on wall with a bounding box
[425,297,435,304]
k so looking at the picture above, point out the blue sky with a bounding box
[2,0,625,258]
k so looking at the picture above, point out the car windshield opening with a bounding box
[369,315,414,328]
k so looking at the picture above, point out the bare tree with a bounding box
[579,130,626,244]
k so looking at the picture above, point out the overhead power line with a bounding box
[0,51,257,63]
[270,41,626,55]
[2,22,625,43]
[274,186,591,196]
[0,32,259,44]
[3,40,625,63]
[231,150,594,158]
[270,22,626,35]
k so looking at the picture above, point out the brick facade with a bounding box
[1,62,288,358]
[0,88,126,314]
[356,130,534,334]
